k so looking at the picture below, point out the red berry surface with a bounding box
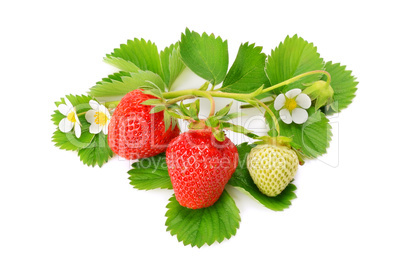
[108,89,180,160]
[166,129,238,209]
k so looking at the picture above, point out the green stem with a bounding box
[162,70,331,102]
[196,91,215,117]
[96,70,330,121]
[162,89,254,102]
[255,99,280,136]
[241,99,274,109]
[165,95,195,105]
[260,70,331,95]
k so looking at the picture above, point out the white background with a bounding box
[1,1,401,267]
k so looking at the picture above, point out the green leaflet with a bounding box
[265,35,324,94]
[165,191,240,248]
[180,28,228,85]
[160,42,186,89]
[266,106,332,158]
[78,132,114,167]
[104,38,164,79]
[228,143,297,211]
[128,153,173,190]
[222,42,270,94]
[104,39,185,90]
[88,71,165,98]
[322,61,358,115]
[52,128,94,152]
[104,56,140,73]
[97,71,131,84]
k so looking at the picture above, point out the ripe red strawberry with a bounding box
[108,89,180,160]
[166,129,238,209]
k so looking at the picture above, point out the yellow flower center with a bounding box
[95,112,108,126]
[67,111,76,123]
[284,98,297,112]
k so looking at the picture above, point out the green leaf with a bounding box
[166,109,191,120]
[188,99,200,120]
[221,122,255,137]
[141,99,163,106]
[198,81,209,91]
[142,87,163,99]
[205,116,219,128]
[180,28,228,85]
[104,56,140,73]
[228,143,297,211]
[128,153,173,190]
[220,112,244,121]
[160,42,186,89]
[265,35,324,94]
[78,132,114,167]
[179,101,191,117]
[97,71,131,84]
[104,38,164,79]
[51,110,65,127]
[215,102,232,118]
[211,128,225,142]
[163,110,172,132]
[222,42,270,93]
[52,130,90,151]
[322,61,358,115]
[266,107,332,158]
[89,71,165,98]
[52,127,95,151]
[149,105,166,114]
[165,190,240,247]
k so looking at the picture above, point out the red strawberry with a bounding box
[166,129,238,209]
[108,89,180,160]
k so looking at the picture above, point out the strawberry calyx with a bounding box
[254,135,292,147]
[194,102,257,141]
[254,135,306,165]
[188,119,208,130]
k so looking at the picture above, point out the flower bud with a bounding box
[303,81,334,110]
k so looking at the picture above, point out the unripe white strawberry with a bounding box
[246,143,298,197]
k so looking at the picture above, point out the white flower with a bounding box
[58,98,81,138]
[274,88,311,124]
[85,100,111,134]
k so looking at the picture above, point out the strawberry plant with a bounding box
[51,28,358,247]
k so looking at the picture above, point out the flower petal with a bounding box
[64,98,73,108]
[285,88,302,99]
[98,103,107,111]
[85,110,96,124]
[292,108,309,124]
[73,110,80,124]
[89,122,101,134]
[102,122,109,135]
[279,109,292,124]
[59,118,73,133]
[99,104,111,119]
[295,93,312,109]
[105,108,111,119]
[74,123,81,138]
[89,100,99,110]
[274,94,286,110]
[58,104,69,116]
